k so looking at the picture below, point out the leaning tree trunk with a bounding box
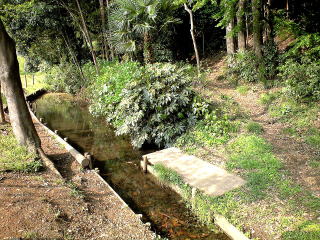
[0,82,6,123]
[237,0,247,51]
[184,3,200,75]
[0,20,40,151]
[252,0,263,58]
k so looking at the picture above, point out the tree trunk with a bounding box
[98,0,109,60]
[252,0,263,58]
[0,20,40,151]
[106,0,115,60]
[0,82,6,123]
[226,19,236,55]
[237,0,246,51]
[143,32,153,64]
[75,0,99,74]
[184,3,200,75]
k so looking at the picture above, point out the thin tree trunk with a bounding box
[62,33,86,83]
[184,3,200,75]
[0,20,40,151]
[252,0,263,58]
[75,0,99,74]
[0,82,6,123]
[99,0,109,60]
[237,0,246,51]
[106,0,115,60]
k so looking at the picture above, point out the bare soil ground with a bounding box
[0,120,155,240]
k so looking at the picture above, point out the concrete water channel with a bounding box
[34,93,229,240]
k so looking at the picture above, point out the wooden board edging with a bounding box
[29,109,89,168]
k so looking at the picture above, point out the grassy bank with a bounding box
[0,124,42,172]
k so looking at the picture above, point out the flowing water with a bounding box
[34,93,229,240]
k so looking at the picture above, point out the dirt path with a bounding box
[0,121,155,240]
[204,56,320,198]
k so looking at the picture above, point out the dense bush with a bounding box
[279,58,320,101]
[89,61,143,117]
[89,62,200,148]
[113,63,198,148]
[278,33,320,101]
[227,43,278,85]
[227,51,259,83]
[44,62,88,94]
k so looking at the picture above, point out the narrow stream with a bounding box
[34,93,229,240]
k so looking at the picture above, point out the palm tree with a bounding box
[109,0,179,64]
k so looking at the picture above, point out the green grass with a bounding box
[66,181,85,199]
[259,92,278,105]
[245,121,264,134]
[0,124,42,172]
[305,131,320,148]
[282,221,320,240]
[309,158,320,168]
[236,86,250,95]
[20,73,48,95]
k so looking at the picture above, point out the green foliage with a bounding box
[245,122,264,134]
[279,58,320,101]
[153,163,185,186]
[113,63,197,148]
[227,45,278,85]
[44,62,88,94]
[227,51,259,83]
[109,0,179,58]
[285,33,320,61]
[176,111,239,151]
[259,92,278,105]
[0,125,41,172]
[236,86,250,95]
[227,135,283,198]
[305,130,320,148]
[89,61,143,117]
[282,221,320,240]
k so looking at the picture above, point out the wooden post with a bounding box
[87,154,93,169]
[32,75,35,85]
[25,75,27,88]
[142,156,148,173]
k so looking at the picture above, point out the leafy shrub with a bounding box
[227,51,259,83]
[89,61,143,117]
[113,63,197,148]
[44,62,88,94]
[284,33,320,61]
[227,44,278,85]
[279,58,320,101]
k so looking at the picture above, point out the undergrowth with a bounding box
[0,125,41,172]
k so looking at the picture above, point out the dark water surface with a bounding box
[34,93,229,240]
